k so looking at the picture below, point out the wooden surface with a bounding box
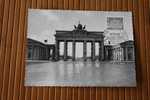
[0,0,150,100]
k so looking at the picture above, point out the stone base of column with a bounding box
[83,57,87,61]
[64,56,68,61]
[92,58,96,61]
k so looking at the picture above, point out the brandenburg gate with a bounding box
[54,23,105,61]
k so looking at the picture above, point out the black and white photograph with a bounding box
[25,9,136,87]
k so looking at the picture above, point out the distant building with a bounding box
[27,38,55,60]
[112,40,135,61]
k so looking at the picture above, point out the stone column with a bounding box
[101,41,104,61]
[99,42,101,61]
[36,46,38,60]
[113,49,115,60]
[34,46,36,60]
[114,49,115,60]
[121,48,123,61]
[42,47,44,59]
[44,48,46,60]
[40,47,42,60]
[125,47,128,61]
[43,47,45,60]
[41,47,43,60]
[39,47,40,60]
[118,48,119,60]
[40,47,43,60]
[55,40,59,61]
[32,46,34,60]
[36,46,38,59]
[31,44,33,60]
[39,47,41,59]
[132,47,135,61]
[91,41,95,61]
[120,48,121,61]
[83,40,87,61]
[72,41,76,61]
[46,47,49,60]
[52,47,55,60]
[49,49,51,58]
[64,40,68,61]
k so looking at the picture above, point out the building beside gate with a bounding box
[112,40,135,61]
[27,38,55,60]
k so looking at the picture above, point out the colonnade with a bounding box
[55,40,104,61]
[113,47,135,61]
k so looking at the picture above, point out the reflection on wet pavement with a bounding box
[25,60,136,87]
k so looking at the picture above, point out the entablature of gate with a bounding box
[55,30,104,42]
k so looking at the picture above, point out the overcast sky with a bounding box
[27,9,134,57]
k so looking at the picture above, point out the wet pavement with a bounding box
[25,60,136,87]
